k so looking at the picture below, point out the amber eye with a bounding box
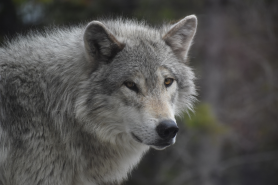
[124,81,139,93]
[164,78,174,87]
[126,82,135,88]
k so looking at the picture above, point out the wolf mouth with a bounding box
[131,132,174,149]
[150,145,169,150]
[150,139,174,148]
[131,132,143,143]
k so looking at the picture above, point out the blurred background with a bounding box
[0,0,277,184]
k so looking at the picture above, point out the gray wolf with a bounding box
[0,15,197,185]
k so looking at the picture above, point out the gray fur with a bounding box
[0,15,197,185]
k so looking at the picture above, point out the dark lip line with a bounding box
[131,133,173,147]
[131,132,143,143]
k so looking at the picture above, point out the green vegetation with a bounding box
[178,103,227,135]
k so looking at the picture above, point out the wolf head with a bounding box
[76,15,197,150]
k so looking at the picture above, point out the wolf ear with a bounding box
[163,15,197,61]
[84,21,125,62]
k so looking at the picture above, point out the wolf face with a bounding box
[120,66,180,150]
[76,15,197,150]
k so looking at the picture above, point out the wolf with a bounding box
[0,15,197,185]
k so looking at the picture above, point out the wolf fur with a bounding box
[0,15,197,185]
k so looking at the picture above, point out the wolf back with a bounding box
[0,15,197,185]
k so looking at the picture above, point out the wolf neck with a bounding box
[75,131,149,184]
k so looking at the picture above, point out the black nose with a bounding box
[156,120,179,140]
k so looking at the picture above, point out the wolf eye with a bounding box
[124,81,139,93]
[164,78,174,87]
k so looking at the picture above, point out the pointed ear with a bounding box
[163,15,197,60]
[84,21,125,62]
